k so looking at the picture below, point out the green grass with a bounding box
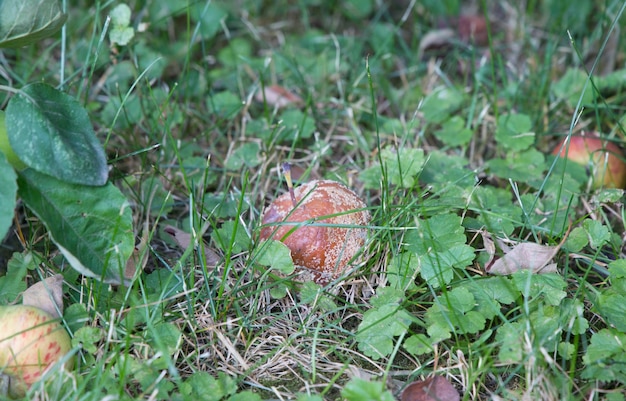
[3,0,626,400]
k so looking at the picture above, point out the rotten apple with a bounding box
[259,179,371,284]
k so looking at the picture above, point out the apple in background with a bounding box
[0,305,73,398]
[552,134,626,189]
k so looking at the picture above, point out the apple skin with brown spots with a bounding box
[260,180,370,284]
[552,135,626,189]
[0,305,73,397]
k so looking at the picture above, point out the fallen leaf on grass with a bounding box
[418,28,456,58]
[401,375,460,401]
[124,221,150,281]
[419,14,490,58]
[476,228,496,268]
[22,274,64,318]
[255,85,303,108]
[486,241,559,275]
[164,225,221,267]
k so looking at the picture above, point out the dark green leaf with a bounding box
[149,322,182,354]
[420,87,464,124]
[255,240,295,275]
[279,109,315,141]
[368,23,396,54]
[224,142,261,170]
[356,303,413,359]
[469,186,522,236]
[511,272,566,306]
[420,150,474,187]
[203,193,248,219]
[360,146,425,189]
[387,252,419,292]
[552,68,595,107]
[207,91,243,119]
[370,286,405,307]
[185,371,237,401]
[341,378,395,401]
[71,326,104,354]
[558,298,588,335]
[217,37,253,67]
[459,276,518,320]
[403,334,433,356]
[494,113,534,151]
[0,0,67,48]
[434,115,473,146]
[487,149,546,183]
[426,287,486,340]
[340,0,374,20]
[211,220,251,254]
[582,219,611,249]
[496,322,525,363]
[563,227,588,252]
[64,302,89,333]
[583,328,626,384]
[18,168,134,284]
[596,289,626,332]
[419,244,475,288]
[6,83,108,186]
[0,252,34,304]
[405,213,466,253]
[189,3,228,41]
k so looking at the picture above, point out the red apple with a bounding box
[0,305,73,397]
[552,135,626,189]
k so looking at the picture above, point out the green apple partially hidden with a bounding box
[0,110,27,170]
[552,135,626,189]
[0,305,73,398]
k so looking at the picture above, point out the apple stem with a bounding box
[281,162,297,208]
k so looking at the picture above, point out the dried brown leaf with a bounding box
[487,241,559,275]
[401,375,460,401]
[22,275,64,318]
[418,28,455,57]
[255,85,303,108]
[124,221,150,281]
[164,225,221,266]
[478,229,496,268]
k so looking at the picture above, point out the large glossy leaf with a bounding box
[18,169,134,284]
[0,151,17,240]
[0,0,67,48]
[6,83,108,186]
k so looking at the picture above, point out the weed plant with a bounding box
[2,1,626,400]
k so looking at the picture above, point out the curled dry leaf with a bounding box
[401,375,460,401]
[22,275,64,318]
[419,14,490,58]
[486,240,560,275]
[255,84,303,108]
[418,28,456,58]
[163,225,221,267]
[478,229,496,268]
[124,221,150,282]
